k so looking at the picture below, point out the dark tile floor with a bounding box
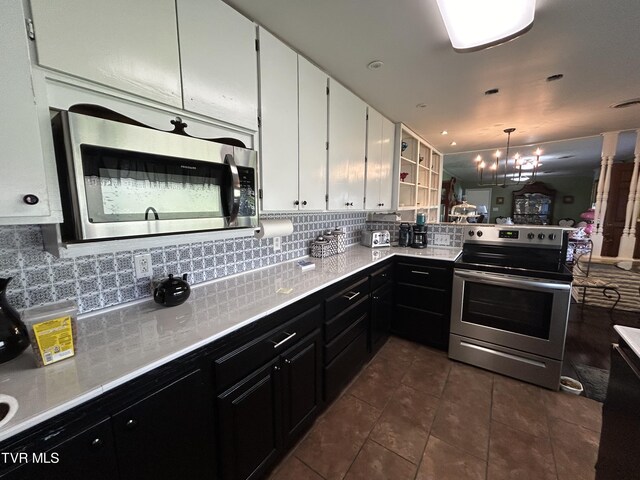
[269,335,603,480]
[564,303,639,373]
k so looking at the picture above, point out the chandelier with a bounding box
[474,128,542,187]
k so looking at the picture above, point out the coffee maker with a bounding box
[411,211,427,248]
[411,225,427,248]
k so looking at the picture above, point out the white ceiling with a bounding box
[225,0,640,181]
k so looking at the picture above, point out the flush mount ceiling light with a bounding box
[367,60,384,70]
[436,0,536,52]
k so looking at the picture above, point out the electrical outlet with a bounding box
[134,253,152,279]
[273,236,281,252]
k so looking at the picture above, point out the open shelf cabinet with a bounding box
[393,124,443,223]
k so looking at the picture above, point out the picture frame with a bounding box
[563,195,574,204]
[496,197,504,205]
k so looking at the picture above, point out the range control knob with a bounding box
[538,233,546,240]
[468,230,475,237]
[548,233,557,240]
[373,239,379,244]
[476,230,483,237]
[527,233,535,240]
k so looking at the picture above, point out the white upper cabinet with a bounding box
[328,80,367,210]
[297,57,328,211]
[177,0,258,130]
[365,108,394,210]
[258,28,299,211]
[0,1,61,223]
[30,0,182,107]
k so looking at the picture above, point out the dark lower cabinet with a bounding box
[0,367,215,480]
[216,328,322,480]
[393,257,453,350]
[596,340,640,480]
[323,273,371,402]
[1,418,118,480]
[113,368,215,480]
[218,358,282,480]
[370,261,394,354]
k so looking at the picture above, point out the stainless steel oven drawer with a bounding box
[449,334,561,390]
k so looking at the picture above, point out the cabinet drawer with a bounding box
[324,330,368,402]
[370,262,394,291]
[396,261,451,288]
[325,276,370,319]
[396,284,448,314]
[324,294,369,342]
[215,304,322,392]
[324,313,368,364]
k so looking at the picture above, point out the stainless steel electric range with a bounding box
[449,225,573,390]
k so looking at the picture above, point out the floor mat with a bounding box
[571,362,609,403]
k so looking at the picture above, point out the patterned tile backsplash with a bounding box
[0,212,368,315]
[0,215,465,315]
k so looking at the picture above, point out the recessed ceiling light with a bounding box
[367,60,384,70]
[441,130,448,135]
[485,88,500,95]
[546,73,564,82]
[436,0,536,53]
[610,98,640,109]
[416,103,428,108]
[450,141,457,146]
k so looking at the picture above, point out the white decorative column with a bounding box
[618,130,640,258]
[591,132,619,257]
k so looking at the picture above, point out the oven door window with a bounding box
[81,145,225,223]
[462,282,553,339]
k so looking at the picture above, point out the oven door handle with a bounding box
[454,269,571,291]
[223,153,241,225]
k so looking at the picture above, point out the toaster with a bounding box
[361,230,391,248]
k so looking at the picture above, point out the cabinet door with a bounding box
[217,359,282,480]
[365,109,394,211]
[0,1,57,221]
[112,369,216,480]
[371,283,393,353]
[281,330,322,446]
[298,57,328,211]
[30,0,181,107]
[0,418,118,480]
[365,107,383,210]
[379,116,395,209]
[178,0,258,129]
[258,28,299,211]
[328,80,367,210]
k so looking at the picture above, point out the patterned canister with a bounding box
[331,227,346,253]
[310,236,333,258]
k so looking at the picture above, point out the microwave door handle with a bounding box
[224,153,241,224]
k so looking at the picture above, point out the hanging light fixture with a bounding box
[474,128,542,187]
[436,0,536,53]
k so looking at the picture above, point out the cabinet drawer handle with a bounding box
[343,291,360,301]
[302,201,307,206]
[125,419,138,430]
[411,270,430,275]
[23,194,39,205]
[270,331,297,349]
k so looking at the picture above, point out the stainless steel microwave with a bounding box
[52,111,258,241]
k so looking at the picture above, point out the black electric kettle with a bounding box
[154,274,191,307]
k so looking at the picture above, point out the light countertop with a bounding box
[0,245,460,443]
[614,325,640,359]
